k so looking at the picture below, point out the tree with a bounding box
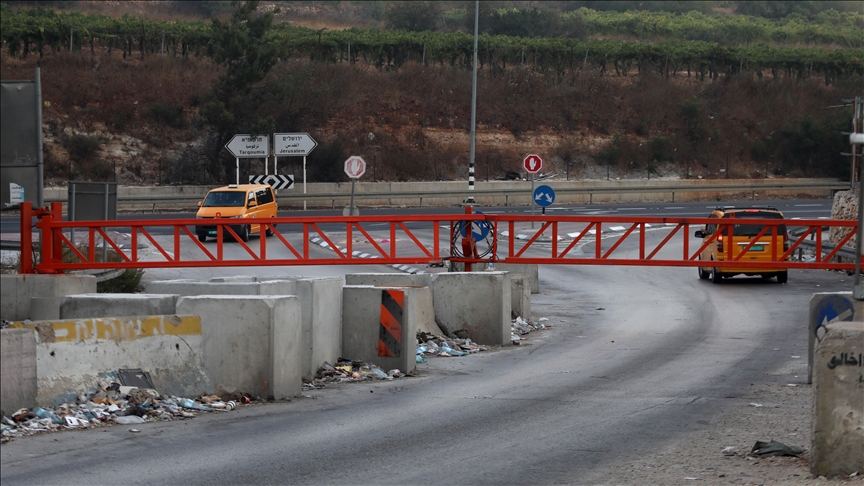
[201,1,281,182]
[383,1,441,32]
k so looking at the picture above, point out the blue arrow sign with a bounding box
[459,211,491,240]
[533,185,555,207]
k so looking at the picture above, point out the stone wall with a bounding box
[829,190,858,253]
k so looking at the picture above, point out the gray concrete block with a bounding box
[345,273,431,287]
[8,315,210,406]
[1,328,37,412]
[293,278,342,381]
[209,276,258,283]
[146,281,261,296]
[493,264,539,294]
[1,274,96,321]
[807,292,863,384]
[59,293,179,319]
[258,280,296,296]
[29,297,62,321]
[510,275,531,319]
[177,296,302,399]
[811,321,864,477]
[342,286,419,374]
[431,272,511,345]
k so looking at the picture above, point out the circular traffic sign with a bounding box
[344,156,366,178]
[459,211,491,240]
[533,185,555,207]
[523,154,542,174]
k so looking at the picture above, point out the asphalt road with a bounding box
[0,198,851,484]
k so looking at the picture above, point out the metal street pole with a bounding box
[466,0,479,204]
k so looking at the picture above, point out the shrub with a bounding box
[147,101,185,128]
[63,134,101,161]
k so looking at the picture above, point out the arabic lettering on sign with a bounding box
[827,352,863,369]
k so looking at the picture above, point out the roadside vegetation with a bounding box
[0,1,861,185]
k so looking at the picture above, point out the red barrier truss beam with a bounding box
[16,202,859,273]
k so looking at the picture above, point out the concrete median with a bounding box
[1,328,37,413]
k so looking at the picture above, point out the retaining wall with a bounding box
[7,315,210,406]
[176,296,302,400]
[1,328,37,413]
[811,321,864,477]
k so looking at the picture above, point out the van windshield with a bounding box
[202,191,246,207]
[723,211,786,236]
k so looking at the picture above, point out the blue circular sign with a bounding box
[533,185,555,207]
[459,211,491,240]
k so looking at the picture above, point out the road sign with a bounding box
[524,154,542,174]
[225,134,270,158]
[533,185,555,207]
[459,211,491,240]
[274,133,317,157]
[344,156,366,179]
[249,174,294,189]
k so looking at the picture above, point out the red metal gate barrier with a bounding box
[17,202,859,274]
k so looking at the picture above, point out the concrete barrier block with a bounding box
[1,328,37,412]
[29,297,62,321]
[807,292,863,384]
[1,274,96,321]
[258,280,296,296]
[493,264,539,294]
[431,272,511,345]
[811,321,864,477]
[345,273,432,287]
[60,293,179,319]
[176,296,302,399]
[342,286,419,374]
[146,280,261,296]
[292,278,342,381]
[8,316,210,406]
[210,276,258,283]
[510,275,531,319]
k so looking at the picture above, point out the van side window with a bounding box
[256,188,274,205]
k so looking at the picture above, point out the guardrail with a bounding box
[38,179,849,212]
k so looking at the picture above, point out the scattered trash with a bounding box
[0,381,249,443]
[511,316,550,344]
[722,446,737,456]
[749,403,763,408]
[129,429,140,433]
[749,440,805,457]
[303,358,409,390]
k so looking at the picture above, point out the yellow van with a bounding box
[195,184,278,242]
[694,206,789,284]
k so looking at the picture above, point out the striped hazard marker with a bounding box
[378,290,404,358]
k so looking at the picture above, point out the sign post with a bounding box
[274,133,317,210]
[344,156,366,216]
[524,154,543,228]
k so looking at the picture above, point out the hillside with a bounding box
[0,1,860,187]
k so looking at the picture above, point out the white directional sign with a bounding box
[249,174,294,189]
[344,156,366,179]
[225,134,270,158]
[274,133,317,157]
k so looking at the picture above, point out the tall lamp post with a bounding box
[466,0,479,204]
